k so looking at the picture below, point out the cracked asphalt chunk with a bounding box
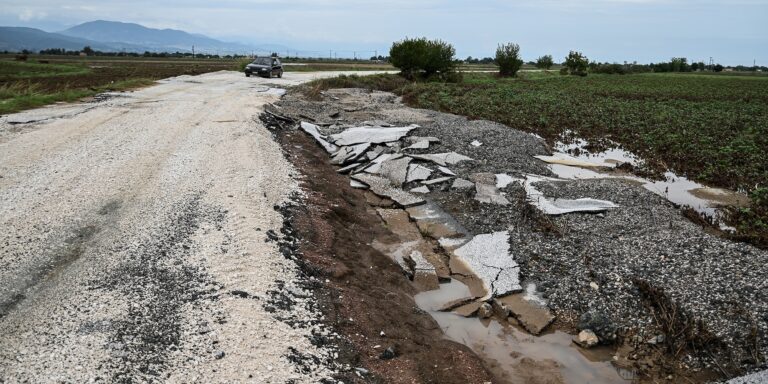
[452,231,522,299]
[329,125,418,146]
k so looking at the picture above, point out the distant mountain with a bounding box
[61,21,220,50]
[60,20,281,54]
[0,26,140,52]
[0,21,291,55]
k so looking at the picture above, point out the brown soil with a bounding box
[0,59,235,92]
[277,130,496,383]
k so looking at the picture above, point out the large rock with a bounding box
[578,310,618,343]
[573,330,600,349]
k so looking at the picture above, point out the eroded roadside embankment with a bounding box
[264,87,768,384]
[273,129,494,383]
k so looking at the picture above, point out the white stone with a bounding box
[574,330,599,348]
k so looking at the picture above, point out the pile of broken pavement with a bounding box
[268,88,768,380]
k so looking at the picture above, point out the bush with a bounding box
[495,43,523,77]
[535,55,554,70]
[590,63,628,75]
[564,50,589,76]
[389,37,456,80]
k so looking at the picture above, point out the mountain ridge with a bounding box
[1,20,289,54]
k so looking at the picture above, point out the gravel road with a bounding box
[0,71,364,382]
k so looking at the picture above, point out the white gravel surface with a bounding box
[0,71,355,382]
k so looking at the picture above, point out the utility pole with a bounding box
[329,50,332,59]
[192,45,195,59]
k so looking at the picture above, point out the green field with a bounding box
[305,71,768,246]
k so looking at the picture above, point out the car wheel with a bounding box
[245,73,250,77]
[278,70,283,78]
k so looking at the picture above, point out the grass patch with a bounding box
[0,60,91,80]
[305,71,768,247]
[0,55,237,115]
[300,73,409,99]
[0,78,156,115]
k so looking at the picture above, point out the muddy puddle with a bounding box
[545,138,749,226]
[414,280,631,384]
[370,199,630,382]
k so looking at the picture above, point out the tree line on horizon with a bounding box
[387,37,760,79]
[5,43,763,74]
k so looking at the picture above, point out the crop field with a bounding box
[305,71,768,246]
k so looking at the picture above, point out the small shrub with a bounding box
[495,43,523,77]
[564,51,589,76]
[535,55,554,70]
[389,37,456,80]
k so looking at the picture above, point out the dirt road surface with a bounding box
[0,71,372,382]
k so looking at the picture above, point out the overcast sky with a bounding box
[1,0,766,65]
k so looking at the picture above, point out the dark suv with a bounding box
[244,57,284,78]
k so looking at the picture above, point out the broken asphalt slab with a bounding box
[329,125,418,146]
[451,231,521,299]
[351,174,424,207]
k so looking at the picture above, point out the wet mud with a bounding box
[276,130,494,383]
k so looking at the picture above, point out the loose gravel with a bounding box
[274,86,768,379]
[0,71,372,382]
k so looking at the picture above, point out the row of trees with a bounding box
[388,38,584,78]
[388,38,751,79]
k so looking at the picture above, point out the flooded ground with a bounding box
[415,280,631,384]
[544,138,750,225]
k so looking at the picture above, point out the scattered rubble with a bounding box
[276,86,768,382]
